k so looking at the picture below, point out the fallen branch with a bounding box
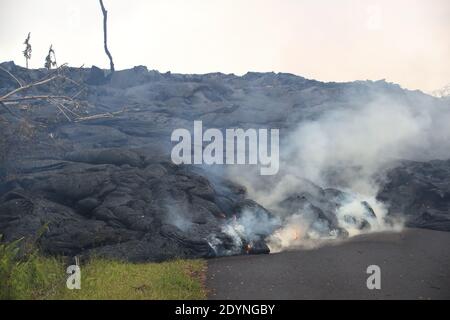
[0,65,24,87]
[0,101,21,119]
[0,76,59,101]
[49,98,80,118]
[2,95,74,103]
[75,113,113,121]
[75,109,125,122]
[0,64,125,124]
[71,88,85,100]
[54,103,72,122]
[0,64,75,102]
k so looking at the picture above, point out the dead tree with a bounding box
[23,33,32,69]
[0,64,127,176]
[44,45,57,70]
[99,0,115,73]
[0,67,82,122]
[0,65,124,123]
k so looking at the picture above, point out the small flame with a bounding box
[245,244,252,254]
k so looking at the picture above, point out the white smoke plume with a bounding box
[164,201,193,232]
[228,94,450,251]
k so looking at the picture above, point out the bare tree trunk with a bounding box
[99,0,115,73]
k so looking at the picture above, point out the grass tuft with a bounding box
[56,258,206,300]
[0,235,206,300]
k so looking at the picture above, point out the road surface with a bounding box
[206,228,450,299]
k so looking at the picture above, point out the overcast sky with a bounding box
[0,0,449,92]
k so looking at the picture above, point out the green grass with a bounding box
[1,235,207,300]
[0,236,63,299]
[54,258,207,300]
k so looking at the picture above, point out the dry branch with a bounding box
[0,75,59,101]
[1,95,74,103]
[0,65,125,123]
[0,65,24,87]
[54,103,72,122]
[75,109,125,122]
[0,101,21,118]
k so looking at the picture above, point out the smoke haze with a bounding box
[227,94,450,251]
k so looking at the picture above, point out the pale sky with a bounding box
[0,0,449,92]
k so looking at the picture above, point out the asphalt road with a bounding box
[206,228,450,299]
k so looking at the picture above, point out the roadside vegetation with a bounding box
[0,235,206,300]
[0,236,62,299]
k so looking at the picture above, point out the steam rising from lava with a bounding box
[227,95,450,252]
